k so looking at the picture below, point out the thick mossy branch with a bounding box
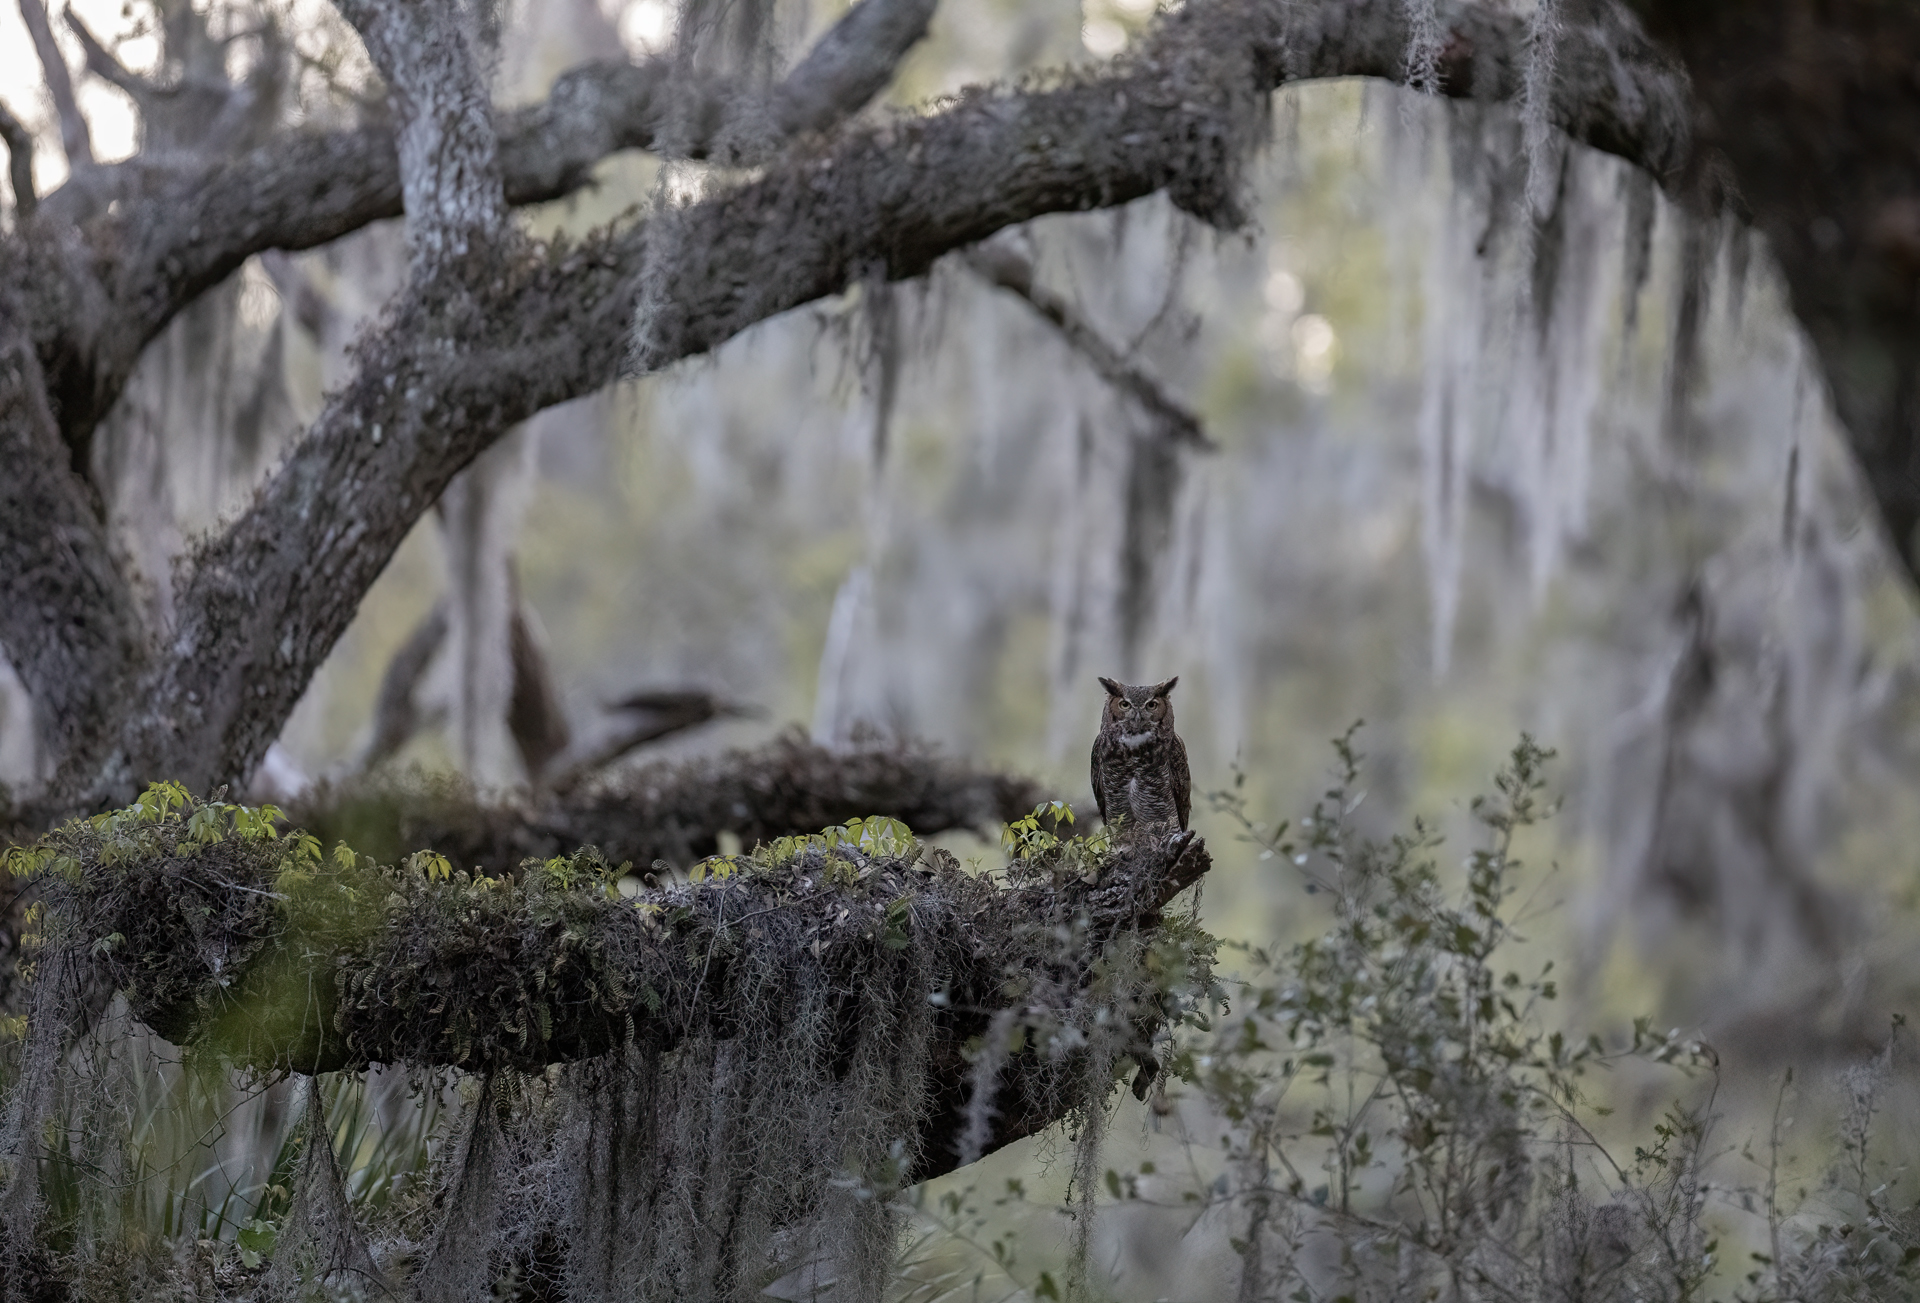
[8,784,1211,1180]
[290,733,1047,876]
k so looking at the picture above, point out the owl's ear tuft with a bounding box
[1098,677,1126,698]
[1151,676,1179,698]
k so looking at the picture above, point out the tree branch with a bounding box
[769,0,936,136]
[359,602,449,771]
[1281,0,1691,181]
[24,788,1206,1183]
[0,0,1689,808]
[538,689,755,794]
[22,0,941,475]
[17,0,93,167]
[60,4,164,105]
[331,0,507,267]
[80,0,1691,800]
[963,240,1212,448]
[23,0,1685,460]
[296,734,1047,874]
[0,319,142,788]
[0,102,34,219]
[506,592,574,781]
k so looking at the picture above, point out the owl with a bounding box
[1090,676,1191,835]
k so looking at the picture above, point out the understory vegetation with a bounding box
[903,737,1920,1303]
[0,738,1915,1301]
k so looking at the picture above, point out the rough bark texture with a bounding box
[0,0,1690,812]
[1627,0,1920,576]
[0,319,142,794]
[334,0,509,267]
[22,792,1208,1180]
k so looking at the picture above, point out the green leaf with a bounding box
[237,1216,278,1267]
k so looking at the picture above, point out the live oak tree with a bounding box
[0,0,1917,823]
[0,0,1916,1267]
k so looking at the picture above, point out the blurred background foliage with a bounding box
[5,0,1920,1296]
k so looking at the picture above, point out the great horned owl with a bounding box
[1091,676,1190,835]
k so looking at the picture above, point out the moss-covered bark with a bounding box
[6,784,1210,1185]
[0,736,1043,1025]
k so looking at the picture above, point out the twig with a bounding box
[962,241,1214,450]
[0,99,35,218]
[198,873,290,902]
[62,5,162,103]
[18,0,93,166]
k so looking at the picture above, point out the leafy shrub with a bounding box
[904,732,1920,1303]
[1157,731,1716,1301]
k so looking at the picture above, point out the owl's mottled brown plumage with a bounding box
[1090,676,1190,835]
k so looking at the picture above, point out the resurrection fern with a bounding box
[691,813,920,882]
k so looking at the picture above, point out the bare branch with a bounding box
[963,239,1212,449]
[0,102,34,219]
[298,735,1046,876]
[60,4,161,104]
[17,0,93,167]
[331,0,507,266]
[770,0,937,135]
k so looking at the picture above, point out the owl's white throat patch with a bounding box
[1119,731,1156,750]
